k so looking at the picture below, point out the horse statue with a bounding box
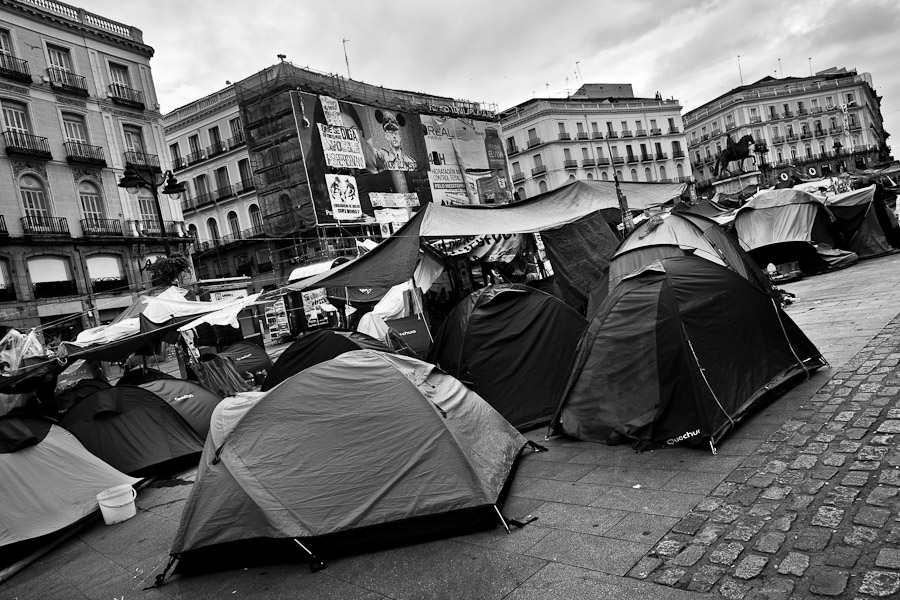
[714,134,756,178]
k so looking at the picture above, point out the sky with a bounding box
[75,0,900,148]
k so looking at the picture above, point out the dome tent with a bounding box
[211,340,274,378]
[167,350,531,575]
[428,284,588,430]
[260,330,392,391]
[824,185,900,259]
[137,379,222,439]
[552,256,825,450]
[59,385,204,475]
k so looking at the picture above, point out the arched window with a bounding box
[227,211,240,235]
[0,258,14,301]
[805,144,812,158]
[86,254,126,293]
[644,167,653,182]
[249,204,262,231]
[601,171,609,181]
[19,174,50,220]
[630,169,638,182]
[790,146,797,160]
[676,164,684,179]
[659,166,667,181]
[615,170,622,179]
[28,256,75,298]
[515,187,525,201]
[586,172,594,180]
[538,180,548,194]
[78,180,105,222]
[568,174,575,181]
[187,223,198,238]
[207,218,220,242]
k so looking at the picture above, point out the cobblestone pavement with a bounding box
[628,316,900,598]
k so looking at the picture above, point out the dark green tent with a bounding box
[552,256,825,450]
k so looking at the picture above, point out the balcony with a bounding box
[640,154,652,162]
[849,123,862,131]
[672,150,685,158]
[0,283,15,302]
[511,171,525,182]
[798,108,808,116]
[626,155,639,164]
[236,179,256,194]
[0,52,31,84]
[612,156,624,164]
[531,165,547,176]
[711,129,722,137]
[576,132,589,140]
[703,155,716,165]
[800,131,812,140]
[507,146,519,156]
[564,159,578,169]
[607,131,618,139]
[47,67,89,96]
[656,152,668,160]
[768,113,780,121]
[772,135,786,144]
[172,156,188,171]
[701,133,710,141]
[228,131,245,148]
[581,158,596,167]
[636,129,647,137]
[786,133,799,142]
[207,141,227,158]
[621,130,633,138]
[810,106,824,114]
[80,218,123,237]
[749,116,763,124]
[668,126,680,134]
[725,122,738,131]
[650,128,662,136]
[813,128,826,138]
[4,131,52,160]
[132,219,182,237]
[527,137,542,148]
[22,215,69,236]
[33,280,77,299]
[0,215,6,236]
[124,151,161,171]
[215,184,235,200]
[186,150,205,165]
[558,132,571,141]
[108,83,145,109]
[64,141,106,166]
[597,157,610,165]
[91,277,128,294]
[783,109,794,118]
[829,126,843,134]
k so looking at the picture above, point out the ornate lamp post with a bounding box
[117,164,186,256]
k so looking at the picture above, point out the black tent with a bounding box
[429,284,588,430]
[116,367,174,386]
[11,378,110,419]
[138,379,222,439]
[59,385,204,475]
[824,185,900,259]
[261,330,391,391]
[552,256,825,450]
[211,341,274,378]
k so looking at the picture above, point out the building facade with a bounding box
[0,0,185,346]
[163,86,272,292]
[684,68,892,189]
[498,84,692,200]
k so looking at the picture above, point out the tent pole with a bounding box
[293,539,326,572]
[410,278,433,343]
[493,505,511,534]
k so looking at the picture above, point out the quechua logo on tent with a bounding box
[667,429,700,445]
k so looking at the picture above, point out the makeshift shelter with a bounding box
[0,415,138,548]
[59,385,204,475]
[168,351,529,572]
[117,367,174,386]
[734,188,856,273]
[188,355,252,398]
[429,285,588,430]
[261,330,392,391]
[138,379,222,439]
[209,341,273,378]
[12,378,110,419]
[552,256,825,450]
[824,185,900,259]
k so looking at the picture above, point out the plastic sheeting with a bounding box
[171,351,527,559]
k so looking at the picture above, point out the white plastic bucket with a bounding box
[96,484,137,525]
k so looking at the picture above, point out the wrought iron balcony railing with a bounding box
[4,131,52,159]
[558,132,571,141]
[33,280,77,299]
[228,131,245,148]
[91,277,128,294]
[215,184,235,200]
[0,52,31,84]
[124,151,160,171]
[108,83,145,109]
[81,218,123,237]
[172,156,188,170]
[531,165,547,176]
[64,141,106,166]
[511,171,525,182]
[207,141,227,157]
[186,150,205,165]
[22,215,69,236]
[47,67,89,95]
[527,137,542,148]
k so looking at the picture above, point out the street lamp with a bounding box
[118,164,186,256]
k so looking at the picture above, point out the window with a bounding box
[62,113,88,144]
[659,166,667,180]
[846,93,854,104]
[805,144,812,158]
[122,124,144,154]
[538,181,548,193]
[227,211,240,235]
[725,114,734,128]
[533,154,543,168]
[79,181,104,222]
[527,128,537,141]
[169,143,181,164]
[0,258,12,300]
[207,218,220,242]
[137,191,158,223]
[797,101,805,112]
[811,98,820,109]
[28,256,74,298]
[86,254,125,293]
[188,134,201,156]
[256,248,272,271]
[208,126,222,152]
[19,174,49,220]
[109,63,130,89]
[676,164,684,178]
[644,167,652,181]
[600,171,609,181]
[650,119,657,130]
[668,118,675,129]
[672,141,682,154]
[591,122,599,133]
[596,146,604,158]
[187,223,198,238]
[512,161,521,175]
[515,187,525,200]
[3,101,30,136]
[229,116,242,137]
[691,131,697,142]
[620,121,628,130]
[826,96,834,109]
[610,146,619,159]
[564,148,572,160]
[630,169,638,181]
[790,146,797,159]
[606,122,614,133]
[249,204,263,231]
[576,122,585,134]
[194,175,210,198]
[506,137,517,153]
[626,145,635,159]
[750,107,758,119]
[581,147,589,159]
[635,120,642,130]
[47,45,72,72]
[214,166,231,192]
[558,122,566,133]
[238,158,252,189]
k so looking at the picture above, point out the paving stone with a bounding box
[653,566,686,586]
[800,479,826,494]
[876,420,900,434]
[788,494,814,510]
[866,485,899,506]
[771,513,797,532]
[776,551,809,576]
[872,434,895,445]
[877,469,900,486]
[846,427,869,440]
[733,554,768,580]
[791,455,817,470]
[850,460,881,471]
[841,472,869,487]
[762,460,788,474]
[823,485,860,506]
[800,442,829,455]
[686,564,725,593]
[711,504,743,524]
[726,468,756,484]
[725,518,765,542]
[834,411,856,422]
[837,440,862,452]
[672,513,707,535]
[752,532,785,555]
[824,422,846,432]
[786,433,810,446]
[745,473,776,488]
[858,446,890,460]
[711,482,738,497]
[855,505,892,527]
[730,486,761,506]
[747,502,779,517]
[694,497,723,512]
[719,577,751,600]
[694,523,727,546]
[755,442,779,454]
[858,570,900,597]
[653,539,684,557]
[793,527,832,551]
[811,505,844,528]
[886,526,900,544]
[853,417,878,428]
[808,568,849,596]
[626,556,662,579]
[709,541,744,566]
[670,544,705,567]
[825,546,861,568]
[760,486,791,500]
[815,433,837,443]
[750,578,794,600]
[844,525,880,547]
[875,548,900,569]
[822,453,847,467]
[776,471,804,486]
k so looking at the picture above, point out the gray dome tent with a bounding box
[167,351,530,574]
[138,379,222,439]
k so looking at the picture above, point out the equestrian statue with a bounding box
[714,134,756,178]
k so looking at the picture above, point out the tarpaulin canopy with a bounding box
[288,180,686,292]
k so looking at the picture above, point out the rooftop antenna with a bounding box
[565,76,569,95]
[277,54,286,63]
[737,55,743,85]
[342,39,352,79]
[575,61,583,82]
[778,58,783,78]
[808,57,813,76]
[546,83,550,97]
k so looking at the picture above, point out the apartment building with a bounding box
[498,84,692,200]
[0,0,183,345]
